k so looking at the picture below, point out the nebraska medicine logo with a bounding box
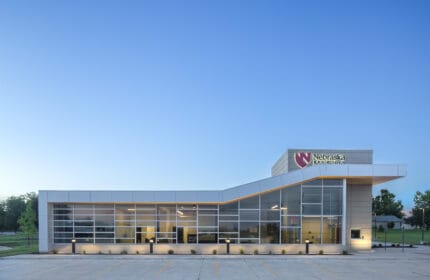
[294,152,312,168]
[294,152,346,168]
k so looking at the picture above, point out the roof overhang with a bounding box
[39,164,406,204]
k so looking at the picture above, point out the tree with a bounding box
[406,190,430,229]
[0,201,5,231]
[372,189,404,218]
[23,192,38,229]
[4,195,26,231]
[18,202,38,245]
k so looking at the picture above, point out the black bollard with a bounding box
[149,239,154,254]
[71,239,76,254]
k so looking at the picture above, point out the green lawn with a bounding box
[0,233,38,257]
[373,228,430,245]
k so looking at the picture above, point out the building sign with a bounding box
[294,152,346,169]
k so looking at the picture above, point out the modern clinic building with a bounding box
[38,149,406,254]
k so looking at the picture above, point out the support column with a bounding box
[342,178,347,247]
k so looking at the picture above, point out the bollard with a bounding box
[71,239,76,254]
[226,239,230,254]
[305,239,309,255]
[149,239,154,254]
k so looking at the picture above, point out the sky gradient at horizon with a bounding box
[0,0,429,209]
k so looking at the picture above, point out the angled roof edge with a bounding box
[39,164,406,204]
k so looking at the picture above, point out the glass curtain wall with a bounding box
[52,179,343,245]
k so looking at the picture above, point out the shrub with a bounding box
[378,225,384,232]
[120,249,128,255]
[298,251,303,255]
[268,250,272,255]
[190,249,196,255]
[378,243,382,248]
[409,244,413,248]
[108,250,112,255]
[342,250,348,255]
[98,251,103,255]
[387,222,395,229]
[212,249,217,255]
[318,250,324,255]
[281,249,286,255]
[391,244,395,247]
[83,250,86,255]
[396,243,400,248]
[51,249,58,254]
[136,250,140,255]
[239,249,244,255]
[168,249,174,255]
[253,249,259,255]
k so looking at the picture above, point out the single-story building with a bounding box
[38,149,406,254]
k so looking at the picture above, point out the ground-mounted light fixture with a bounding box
[149,239,154,254]
[226,238,230,254]
[305,239,310,255]
[71,239,76,254]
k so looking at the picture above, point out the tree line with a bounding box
[372,189,430,229]
[0,192,38,236]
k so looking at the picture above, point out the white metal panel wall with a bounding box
[38,191,49,252]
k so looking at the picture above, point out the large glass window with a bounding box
[302,217,321,244]
[52,179,343,245]
[220,201,238,215]
[260,191,280,222]
[323,187,342,215]
[302,187,322,204]
[240,222,259,239]
[177,227,197,244]
[260,222,279,244]
[281,228,301,244]
[322,216,341,244]
[240,196,259,209]
[239,210,259,221]
[197,205,217,243]
[281,185,301,215]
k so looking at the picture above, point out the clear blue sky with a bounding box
[0,1,429,209]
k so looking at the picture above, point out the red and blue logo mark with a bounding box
[294,152,312,168]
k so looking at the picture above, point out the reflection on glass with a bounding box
[260,191,280,209]
[260,222,280,244]
[52,179,343,245]
[323,188,342,215]
[220,202,238,215]
[240,222,259,238]
[240,196,259,209]
[281,228,301,244]
[281,186,301,215]
[322,217,341,244]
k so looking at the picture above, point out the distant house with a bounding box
[372,215,403,229]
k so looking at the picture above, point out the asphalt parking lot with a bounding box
[1,247,430,280]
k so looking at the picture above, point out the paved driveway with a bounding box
[1,247,430,280]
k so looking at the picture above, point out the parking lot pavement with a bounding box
[1,247,430,280]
